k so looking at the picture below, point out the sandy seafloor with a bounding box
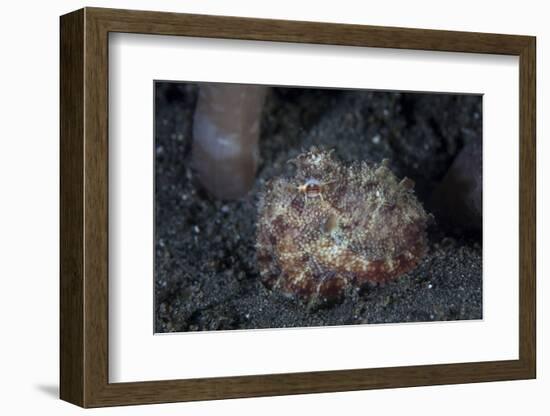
[154,83,482,333]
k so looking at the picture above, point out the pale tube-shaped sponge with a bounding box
[192,84,268,199]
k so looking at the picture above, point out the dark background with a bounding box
[154,83,482,332]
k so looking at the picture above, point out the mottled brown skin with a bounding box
[256,148,431,307]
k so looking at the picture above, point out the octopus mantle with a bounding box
[256,148,430,306]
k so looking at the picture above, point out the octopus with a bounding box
[256,147,431,307]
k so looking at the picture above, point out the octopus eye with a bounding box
[306,183,321,194]
[298,179,323,196]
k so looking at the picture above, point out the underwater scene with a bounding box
[154,82,482,332]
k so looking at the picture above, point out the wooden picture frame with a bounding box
[60,7,536,408]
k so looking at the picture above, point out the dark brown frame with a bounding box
[60,7,536,408]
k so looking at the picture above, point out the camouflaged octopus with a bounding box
[256,148,431,307]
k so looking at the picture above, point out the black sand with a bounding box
[154,83,482,332]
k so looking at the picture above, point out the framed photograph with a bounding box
[60,7,536,408]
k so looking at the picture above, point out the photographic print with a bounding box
[60,9,535,406]
[154,82,483,333]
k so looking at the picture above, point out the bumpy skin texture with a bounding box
[256,148,431,306]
